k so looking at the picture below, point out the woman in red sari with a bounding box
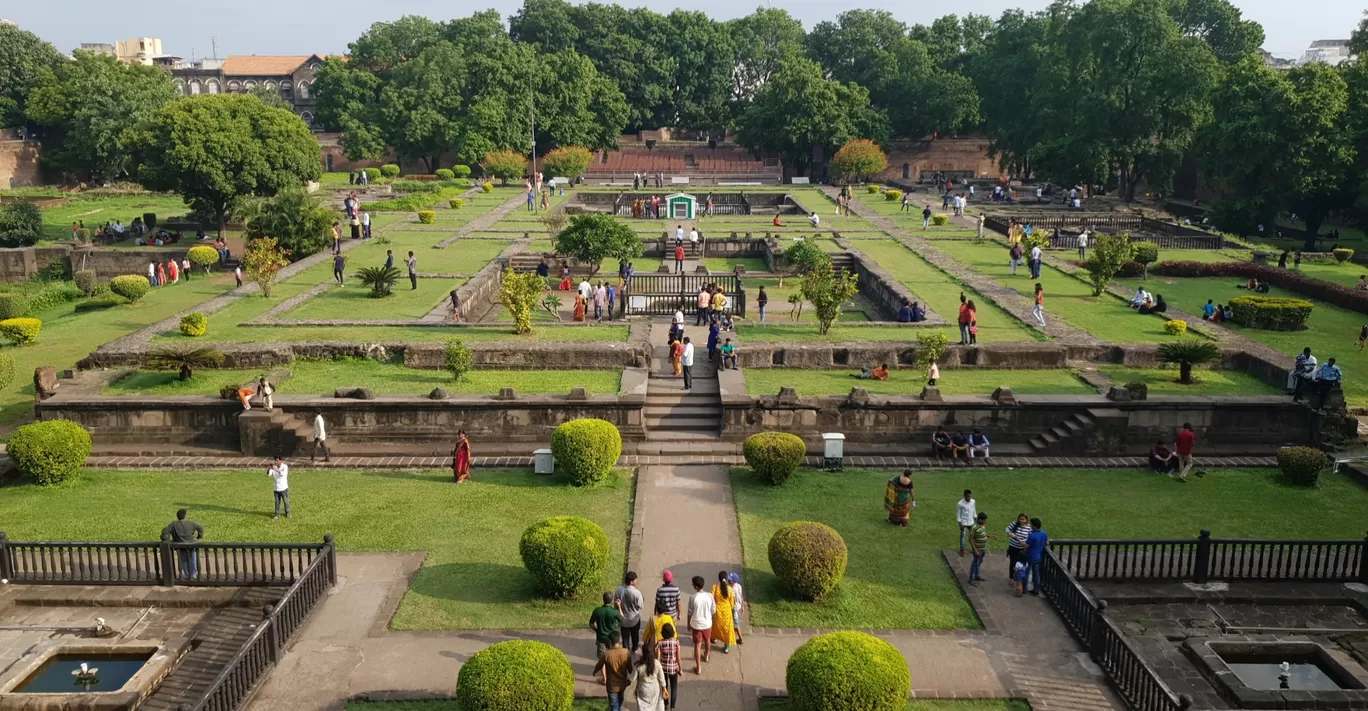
[156,262,168,288]
[452,430,472,483]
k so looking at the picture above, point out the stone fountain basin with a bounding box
[0,639,189,711]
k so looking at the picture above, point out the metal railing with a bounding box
[1049,530,1366,584]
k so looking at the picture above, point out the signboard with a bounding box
[630,296,647,309]
[790,177,811,185]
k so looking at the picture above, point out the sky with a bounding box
[4,0,1362,61]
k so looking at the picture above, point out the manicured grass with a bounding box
[105,361,623,396]
[39,193,197,240]
[732,467,1367,629]
[285,276,468,321]
[934,241,1183,343]
[849,240,1043,342]
[744,368,1094,396]
[704,256,769,273]
[0,273,234,425]
[0,468,634,630]
[1110,274,1368,404]
[347,701,603,711]
[742,277,878,323]
[760,700,1031,711]
[1095,367,1284,396]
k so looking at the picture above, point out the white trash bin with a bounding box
[534,448,555,475]
[822,433,845,471]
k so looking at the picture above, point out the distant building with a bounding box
[1257,48,1296,71]
[80,43,116,57]
[115,37,164,65]
[1300,39,1353,66]
[168,54,327,128]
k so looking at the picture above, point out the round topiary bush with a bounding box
[1334,248,1354,263]
[0,317,41,345]
[109,274,151,303]
[481,182,494,193]
[884,189,902,202]
[550,418,622,486]
[0,292,29,320]
[453,164,472,178]
[865,185,880,194]
[456,639,574,711]
[1276,446,1327,486]
[363,167,381,183]
[417,210,437,224]
[8,419,93,486]
[768,521,848,601]
[450,198,464,209]
[73,269,99,297]
[187,245,219,274]
[380,164,401,178]
[1228,295,1314,331]
[435,168,455,180]
[932,214,950,226]
[744,432,807,485]
[1163,319,1187,336]
[180,312,208,337]
[787,631,911,711]
[518,516,610,598]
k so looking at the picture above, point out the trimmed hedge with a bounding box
[450,198,464,209]
[768,521,848,601]
[865,185,880,194]
[1334,248,1354,263]
[73,269,98,297]
[518,516,610,598]
[1163,319,1187,336]
[1276,446,1327,486]
[931,214,949,226]
[744,432,806,485]
[453,164,472,178]
[417,210,437,224]
[109,274,151,303]
[74,295,125,313]
[456,640,574,711]
[380,164,401,178]
[481,182,494,193]
[180,312,208,337]
[8,419,93,486]
[187,245,219,272]
[0,352,14,392]
[435,168,455,180]
[550,418,622,486]
[0,293,28,320]
[363,167,381,182]
[1152,260,1368,317]
[1228,295,1314,331]
[0,317,41,345]
[787,631,911,711]
[884,189,902,202]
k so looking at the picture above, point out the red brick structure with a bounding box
[877,136,998,183]
[0,130,41,188]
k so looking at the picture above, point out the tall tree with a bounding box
[727,8,807,107]
[0,24,64,128]
[1166,0,1264,63]
[25,51,178,181]
[124,95,323,235]
[970,8,1057,176]
[664,10,736,131]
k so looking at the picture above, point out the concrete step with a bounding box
[644,405,722,417]
[645,416,719,430]
[643,431,722,442]
[628,441,740,456]
[1050,426,1070,439]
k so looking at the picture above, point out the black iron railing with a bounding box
[1049,530,1367,584]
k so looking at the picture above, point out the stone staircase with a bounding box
[634,325,731,456]
[829,252,857,276]
[1029,411,1098,453]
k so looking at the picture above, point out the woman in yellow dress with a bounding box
[643,600,675,645]
[711,569,736,653]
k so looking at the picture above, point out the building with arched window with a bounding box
[169,54,327,129]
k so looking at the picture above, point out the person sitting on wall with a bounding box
[931,426,953,460]
[898,299,917,323]
[1149,440,1178,474]
[950,431,972,463]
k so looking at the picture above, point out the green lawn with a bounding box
[934,241,1183,343]
[0,468,634,630]
[732,467,1367,629]
[1095,367,1284,396]
[742,277,877,323]
[744,369,1094,396]
[39,194,198,240]
[849,240,1043,342]
[105,361,623,396]
[347,701,603,711]
[760,700,1031,711]
[704,256,769,273]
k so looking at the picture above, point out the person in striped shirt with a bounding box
[655,570,680,618]
[1005,514,1032,580]
[658,623,680,709]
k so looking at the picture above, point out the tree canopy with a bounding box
[0,24,64,128]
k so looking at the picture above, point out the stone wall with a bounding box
[848,250,936,322]
[0,244,210,281]
[877,137,997,183]
[0,139,42,188]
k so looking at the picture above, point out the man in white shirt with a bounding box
[1029,244,1043,279]
[360,209,371,239]
[578,279,593,301]
[808,212,820,228]
[681,337,695,390]
[956,489,977,557]
[672,309,685,328]
[311,411,331,462]
[689,228,699,248]
[268,457,291,519]
[676,225,685,243]
[687,575,716,674]
[1077,230,1089,260]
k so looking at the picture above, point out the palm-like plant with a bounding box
[1158,339,1220,384]
[356,266,400,297]
[541,293,563,321]
[146,345,225,381]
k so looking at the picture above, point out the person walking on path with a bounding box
[385,250,394,270]
[311,411,331,462]
[332,222,341,255]
[405,252,417,290]
[592,632,632,711]
[976,213,985,240]
[633,640,668,711]
[332,253,346,285]
[361,209,371,239]
[234,265,242,288]
[452,430,471,483]
[757,286,768,321]
[1076,229,1089,260]
[590,592,624,673]
[687,576,715,674]
[658,624,681,709]
[1173,422,1203,482]
[162,509,204,580]
[615,572,644,653]
[606,282,617,321]
[1032,283,1046,326]
[268,457,291,520]
[1005,513,1032,580]
[1009,242,1023,276]
[922,205,932,228]
[696,287,710,326]
[968,512,993,586]
[669,335,683,376]
[681,337,695,390]
[957,293,972,345]
[644,600,676,646]
[956,489,977,557]
[710,570,736,654]
[1025,518,1048,596]
[656,570,681,619]
[1029,243,1043,279]
[728,573,744,645]
[707,319,720,363]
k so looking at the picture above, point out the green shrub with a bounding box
[481,182,494,193]
[1228,295,1314,331]
[417,210,437,224]
[435,168,455,180]
[0,352,14,392]
[1163,319,1187,336]
[0,293,28,320]
[865,185,880,194]
[931,214,950,226]
[768,521,848,601]
[550,419,622,486]
[74,295,125,313]
[73,270,98,297]
[0,317,41,345]
[380,164,401,178]
[787,631,911,711]
[744,432,807,485]
[1276,446,1327,486]
[518,516,610,598]
[884,189,902,202]
[1334,248,1354,263]
[363,167,381,182]
[449,198,464,209]
[179,312,208,337]
[24,281,82,313]
[109,274,151,303]
[444,339,473,381]
[1132,241,1160,278]
[8,419,92,486]
[187,245,220,273]
[453,164,472,178]
[457,640,574,711]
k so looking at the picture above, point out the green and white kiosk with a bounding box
[665,193,697,220]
